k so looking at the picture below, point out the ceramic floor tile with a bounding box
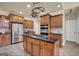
[0,41,79,56]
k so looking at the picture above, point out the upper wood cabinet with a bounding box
[40,14,51,25]
[24,20,34,29]
[9,14,24,23]
[51,14,62,28]
[18,16,24,23]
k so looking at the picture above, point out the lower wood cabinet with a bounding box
[40,41,54,56]
[31,39,40,56]
[0,34,11,47]
[23,37,27,50]
[49,34,62,47]
[4,34,11,45]
[26,37,32,54]
[23,36,60,56]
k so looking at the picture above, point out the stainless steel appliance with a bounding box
[11,22,23,44]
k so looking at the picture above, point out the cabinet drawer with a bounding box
[50,34,62,39]
[40,41,53,47]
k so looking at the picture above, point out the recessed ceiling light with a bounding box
[57,5,61,8]
[27,4,31,8]
[19,11,22,14]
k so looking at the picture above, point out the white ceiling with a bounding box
[0,2,63,17]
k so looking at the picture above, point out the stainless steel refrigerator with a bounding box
[11,23,23,44]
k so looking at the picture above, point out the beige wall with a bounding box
[62,2,79,10]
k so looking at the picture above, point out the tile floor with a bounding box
[0,41,79,56]
[0,43,30,56]
[60,41,79,56]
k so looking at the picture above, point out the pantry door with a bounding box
[76,16,79,43]
[65,14,77,42]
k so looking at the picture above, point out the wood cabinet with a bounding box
[4,34,11,45]
[23,20,27,28]
[40,14,50,25]
[12,16,19,22]
[0,34,11,47]
[51,14,62,28]
[31,39,40,56]
[40,41,54,56]
[23,36,27,50]
[49,34,62,47]
[24,20,34,29]
[40,14,63,47]
[26,37,32,54]
[18,17,24,23]
[9,14,24,23]
[53,40,60,56]
[23,36,60,56]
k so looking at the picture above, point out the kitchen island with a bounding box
[23,34,60,56]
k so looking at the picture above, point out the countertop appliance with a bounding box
[11,22,23,44]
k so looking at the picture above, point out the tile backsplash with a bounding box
[24,28,33,33]
[51,28,63,34]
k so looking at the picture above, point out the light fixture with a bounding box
[19,11,22,14]
[31,2,45,18]
[57,5,61,8]
[27,4,31,8]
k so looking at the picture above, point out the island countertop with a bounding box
[23,34,58,43]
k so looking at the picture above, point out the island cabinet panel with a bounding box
[23,37,27,50]
[23,36,60,56]
[31,39,40,56]
[26,37,32,54]
[53,40,60,56]
[40,41,54,56]
[50,34,62,47]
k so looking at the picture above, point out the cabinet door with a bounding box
[23,37,27,50]
[1,36,5,46]
[19,17,24,23]
[12,16,19,22]
[4,34,11,45]
[51,14,62,28]
[50,34,62,47]
[27,37,32,54]
[54,40,60,56]
[40,41,54,56]
[40,15,50,25]
[32,39,40,56]
[23,20,27,28]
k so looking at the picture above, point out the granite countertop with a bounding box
[24,34,58,43]
[0,33,11,36]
